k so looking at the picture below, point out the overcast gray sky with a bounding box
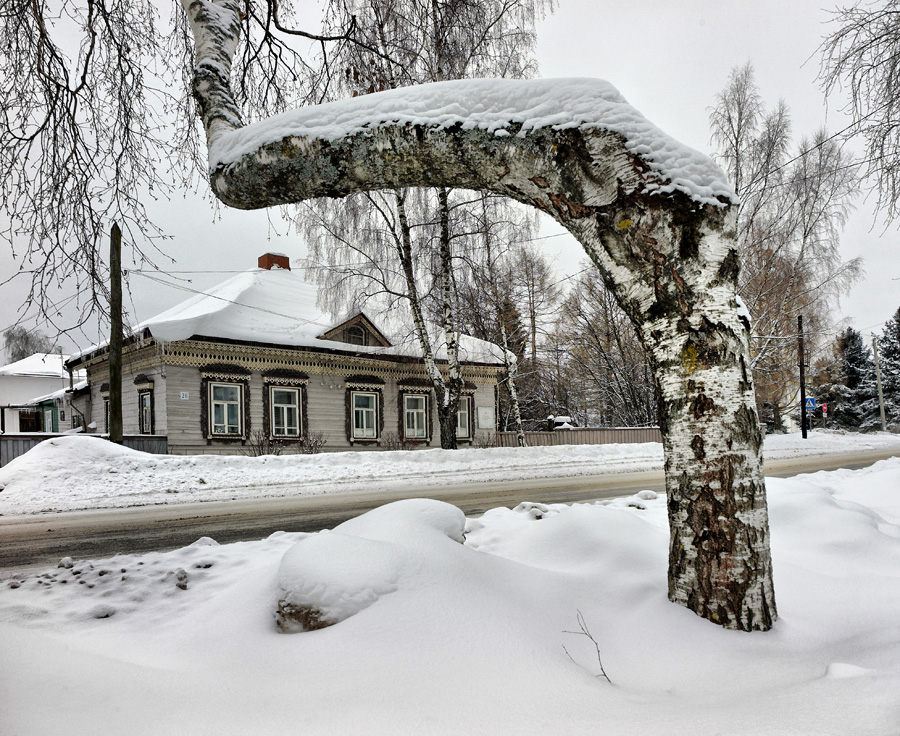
[536,0,897,338]
[2,0,897,355]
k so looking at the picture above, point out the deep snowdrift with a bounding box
[1,459,899,734]
[2,430,899,515]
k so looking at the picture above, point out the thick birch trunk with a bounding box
[181,0,776,630]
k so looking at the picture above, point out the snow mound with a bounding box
[2,463,900,734]
[275,499,465,631]
[275,533,401,631]
[824,662,871,679]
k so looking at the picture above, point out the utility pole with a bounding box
[109,222,123,443]
[798,315,808,439]
[872,335,887,431]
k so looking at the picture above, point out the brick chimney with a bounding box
[258,253,291,271]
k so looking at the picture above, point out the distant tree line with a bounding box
[808,307,900,432]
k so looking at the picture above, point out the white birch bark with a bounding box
[181,0,776,631]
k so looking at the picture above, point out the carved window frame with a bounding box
[456,395,473,440]
[403,393,429,441]
[138,389,154,435]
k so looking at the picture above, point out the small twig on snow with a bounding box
[562,609,612,684]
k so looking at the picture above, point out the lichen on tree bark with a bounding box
[181,0,776,631]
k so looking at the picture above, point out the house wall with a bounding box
[86,360,168,436]
[1,375,71,433]
[78,338,502,455]
[163,367,497,455]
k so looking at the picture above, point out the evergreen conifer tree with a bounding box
[817,328,880,430]
[878,307,900,427]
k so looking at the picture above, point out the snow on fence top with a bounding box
[210,77,736,207]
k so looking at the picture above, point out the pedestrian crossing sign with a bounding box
[805,397,816,410]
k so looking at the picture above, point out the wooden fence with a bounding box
[496,427,662,447]
[0,434,168,467]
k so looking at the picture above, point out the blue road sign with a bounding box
[805,397,816,410]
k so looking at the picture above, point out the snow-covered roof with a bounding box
[211,77,735,207]
[24,380,89,406]
[0,353,84,380]
[73,267,505,366]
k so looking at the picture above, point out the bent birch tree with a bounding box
[182,0,777,631]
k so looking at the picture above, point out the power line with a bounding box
[131,272,333,330]
[753,98,894,181]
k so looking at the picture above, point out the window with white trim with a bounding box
[456,396,472,439]
[271,386,301,437]
[210,382,243,436]
[352,391,378,439]
[138,390,153,434]
[404,394,428,439]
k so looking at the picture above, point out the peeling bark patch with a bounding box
[689,391,717,419]
[671,203,704,260]
[529,175,549,188]
[548,192,593,219]
[715,248,741,286]
[690,434,705,460]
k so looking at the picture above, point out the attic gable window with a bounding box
[319,315,391,348]
[347,325,366,346]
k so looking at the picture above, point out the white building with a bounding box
[0,354,85,433]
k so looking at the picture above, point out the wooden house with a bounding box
[65,254,504,454]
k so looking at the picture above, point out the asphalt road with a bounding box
[1,446,897,575]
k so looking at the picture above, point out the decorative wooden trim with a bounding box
[261,368,309,385]
[397,377,433,388]
[345,374,386,391]
[397,387,433,444]
[345,386,384,444]
[137,387,155,435]
[262,380,308,441]
[160,339,504,382]
[199,363,252,380]
[201,376,250,443]
[456,395,474,442]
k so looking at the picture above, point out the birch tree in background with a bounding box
[2,327,56,363]
[554,268,658,427]
[709,63,861,431]
[0,0,359,333]
[298,0,551,449]
[820,0,900,222]
[453,193,544,445]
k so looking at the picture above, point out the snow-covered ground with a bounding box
[1,451,899,734]
[3,430,900,515]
